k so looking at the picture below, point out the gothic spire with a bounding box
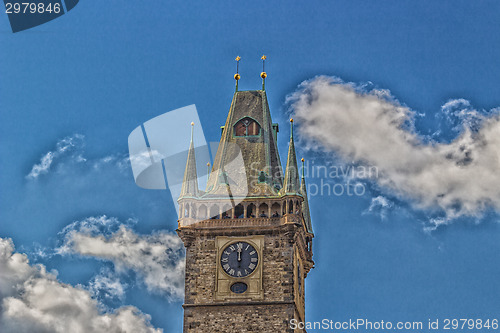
[300,158,313,233]
[180,122,199,198]
[205,89,283,197]
[282,119,300,195]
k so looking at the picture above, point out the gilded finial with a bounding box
[301,158,305,179]
[261,55,267,90]
[290,118,294,138]
[190,122,194,141]
[290,118,294,123]
[191,122,194,126]
[234,56,241,91]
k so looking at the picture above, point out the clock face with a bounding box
[220,241,259,278]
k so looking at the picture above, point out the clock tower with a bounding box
[177,58,314,332]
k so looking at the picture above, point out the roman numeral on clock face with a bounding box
[220,241,259,277]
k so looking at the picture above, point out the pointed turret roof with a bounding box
[281,119,300,195]
[205,90,283,197]
[300,158,313,234]
[179,123,199,198]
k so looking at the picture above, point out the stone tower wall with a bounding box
[180,227,301,332]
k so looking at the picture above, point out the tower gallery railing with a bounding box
[178,214,302,228]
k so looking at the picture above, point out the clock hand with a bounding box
[237,248,242,262]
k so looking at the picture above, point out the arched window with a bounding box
[222,204,232,219]
[297,259,302,295]
[198,205,207,220]
[209,205,219,219]
[235,204,244,218]
[271,202,281,217]
[258,203,268,217]
[247,203,256,218]
[234,117,260,136]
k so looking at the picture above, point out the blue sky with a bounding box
[1,1,500,332]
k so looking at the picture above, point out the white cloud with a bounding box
[57,216,185,301]
[127,150,164,171]
[91,153,132,172]
[26,134,85,179]
[364,196,394,220]
[25,134,133,181]
[288,76,500,225]
[0,237,162,333]
[440,98,486,134]
[88,268,127,301]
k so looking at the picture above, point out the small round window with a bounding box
[230,282,248,294]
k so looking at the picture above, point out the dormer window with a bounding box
[218,171,229,185]
[258,171,267,183]
[234,117,260,137]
